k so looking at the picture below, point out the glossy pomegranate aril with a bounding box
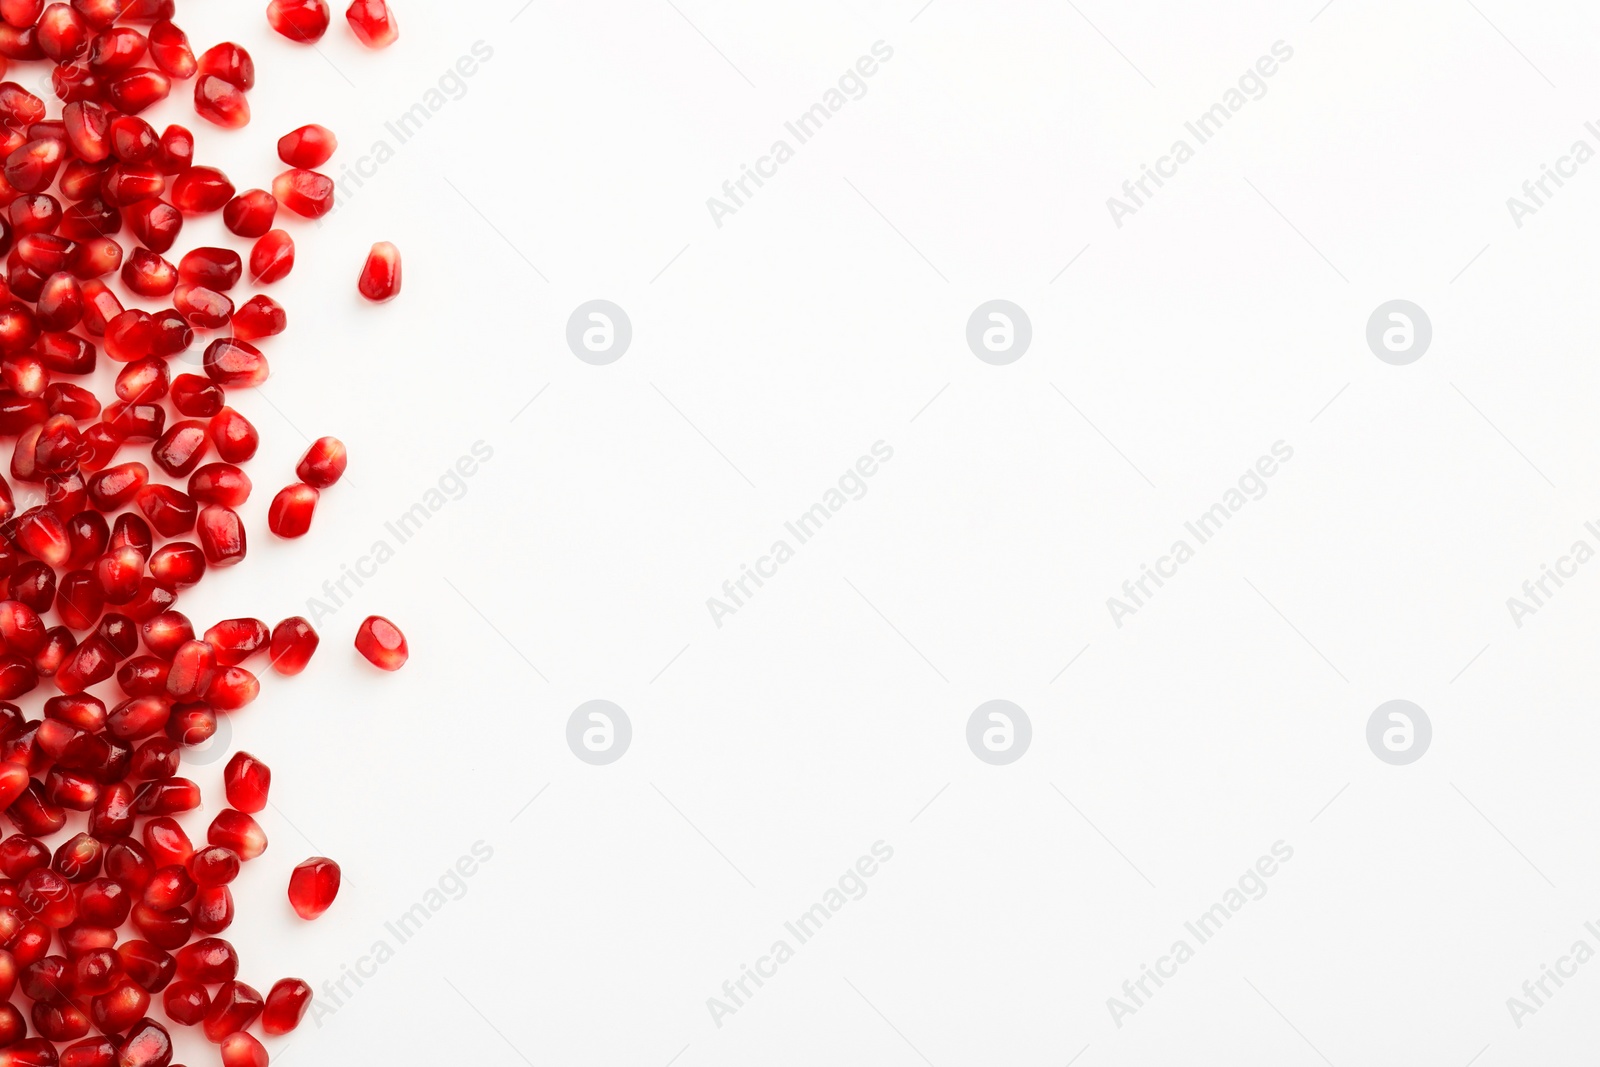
[221,1031,268,1067]
[186,461,249,506]
[346,0,397,47]
[150,421,206,477]
[146,542,203,588]
[174,936,235,983]
[222,187,273,237]
[355,614,407,670]
[229,293,284,340]
[277,122,335,167]
[124,198,180,253]
[172,283,231,329]
[272,167,333,218]
[177,245,240,290]
[268,616,317,675]
[116,1016,171,1067]
[169,373,222,417]
[248,226,292,282]
[120,247,175,297]
[207,408,257,462]
[267,482,316,538]
[203,617,267,665]
[162,977,208,1024]
[192,73,247,129]
[202,337,266,387]
[146,20,193,78]
[197,41,252,87]
[262,975,311,1034]
[358,240,401,301]
[201,979,262,1042]
[155,123,192,173]
[170,165,231,213]
[287,855,339,919]
[268,0,330,41]
[106,68,171,114]
[207,808,264,860]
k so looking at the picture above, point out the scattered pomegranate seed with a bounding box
[277,122,335,167]
[268,617,317,675]
[192,73,248,128]
[222,751,268,812]
[358,240,400,302]
[248,226,292,283]
[287,856,338,919]
[222,187,274,237]
[263,976,312,1034]
[345,0,396,47]
[354,614,406,670]
[296,435,345,487]
[267,482,316,538]
[267,0,329,42]
[271,167,333,218]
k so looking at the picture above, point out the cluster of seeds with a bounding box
[0,0,414,1065]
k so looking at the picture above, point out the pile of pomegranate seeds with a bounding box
[0,0,415,1063]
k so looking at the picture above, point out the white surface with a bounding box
[150,0,1600,1064]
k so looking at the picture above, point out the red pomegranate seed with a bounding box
[358,240,400,302]
[150,420,208,477]
[222,187,274,237]
[267,0,330,42]
[162,978,209,1025]
[268,617,316,675]
[268,483,316,538]
[116,940,172,991]
[230,293,285,341]
[223,751,268,813]
[220,1031,268,1067]
[147,542,204,588]
[202,337,267,387]
[134,483,195,536]
[124,198,181,252]
[206,809,265,860]
[355,614,407,670]
[196,504,245,566]
[192,883,233,933]
[271,167,333,218]
[146,20,194,78]
[187,462,251,506]
[156,123,193,173]
[346,0,397,47]
[173,283,232,329]
[188,845,239,885]
[170,373,223,417]
[277,123,336,169]
[165,640,213,700]
[208,408,258,462]
[115,356,169,405]
[117,1017,171,1067]
[295,435,346,487]
[38,5,89,63]
[177,246,241,289]
[197,41,253,87]
[203,618,266,665]
[248,227,292,283]
[192,73,248,128]
[106,68,171,114]
[108,115,158,164]
[171,165,232,212]
[121,247,175,297]
[287,856,339,919]
[262,976,311,1034]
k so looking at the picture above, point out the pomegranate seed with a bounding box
[355,614,407,670]
[178,245,241,289]
[220,1031,268,1067]
[187,461,250,506]
[201,979,262,1042]
[170,373,223,417]
[197,41,253,87]
[134,484,195,536]
[262,976,311,1034]
[206,808,264,860]
[173,283,231,329]
[277,122,336,168]
[196,504,245,566]
[202,337,267,387]
[268,482,316,538]
[230,293,285,340]
[4,139,64,194]
[171,165,232,214]
[146,20,194,78]
[346,0,397,47]
[188,845,239,885]
[38,5,89,63]
[150,420,208,477]
[106,68,171,114]
[116,940,172,991]
[222,751,268,812]
[271,167,333,218]
[165,640,212,700]
[248,226,292,282]
[140,611,193,657]
[108,115,158,164]
[222,187,274,237]
[208,408,257,462]
[204,618,267,664]
[358,240,400,302]
[268,617,316,675]
[174,936,235,983]
[161,978,208,1024]
[192,73,248,128]
[117,1017,171,1067]
[146,542,204,588]
[124,198,181,252]
[287,856,338,919]
[267,0,329,41]
[155,123,193,173]
[121,247,175,297]
[192,883,233,934]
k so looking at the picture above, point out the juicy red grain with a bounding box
[268,482,316,538]
[248,226,292,283]
[272,167,333,218]
[277,122,336,167]
[346,0,398,47]
[267,0,330,42]
[359,240,400,302]
[268,617,317,675]
[287,856,339,919]
[222,187,274,237]
[355,614,407,670]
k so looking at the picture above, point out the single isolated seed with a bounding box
[277,122,336,167]
[287,856,340,919]
[355,614,407,670]
[346,0,398,47]
[358,241,400,302]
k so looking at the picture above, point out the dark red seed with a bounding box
[277,123,335,167]
[222,188,274,237]
[267,482,316,538]
[346,0,398,47]
[207,407,257,462]
[192,73,247,128]
[262,976,312,1034]
[195,504,244,566]
[287,855,339,918]
[296,435,346,487]
[230,293,285,340]
[268,616,317,675]
[248,227,292,283]
[197,41,253,88]
[272,167,333,218]
[267,0,330,42]
[201,979,262,1042]
[223,753,268,813]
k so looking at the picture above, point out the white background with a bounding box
[149,0,1600,1064]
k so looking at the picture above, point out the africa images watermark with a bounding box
[1504,120,1600,229]
[1502,916,1600,1029]
[1106,840,1295,1029]
[320,40,496,219]
[706,841,895,1029]
[311,840,495,1025]
[1106,40,1295,228]
[706,41,896,228]
[705,441,894,628]
[1106,441,1295,628]
[1501,517,1600,628]
[304,441,495,625]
